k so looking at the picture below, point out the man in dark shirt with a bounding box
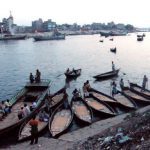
[29,115,38,144]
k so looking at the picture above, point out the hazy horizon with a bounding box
[0,0,150,28]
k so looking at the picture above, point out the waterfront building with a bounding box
[43,19,56,32]
[32,18,43,32]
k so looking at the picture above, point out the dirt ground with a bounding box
[69,109,150,150]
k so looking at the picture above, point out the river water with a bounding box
[0,33,150,101]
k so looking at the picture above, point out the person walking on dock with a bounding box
[141,75,148,92]
[29,115,39,145]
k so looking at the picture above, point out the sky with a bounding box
[0,0,150,27]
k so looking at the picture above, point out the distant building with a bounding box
[32,18,43,32]
[43,19,56,32]
[0,12,16,34]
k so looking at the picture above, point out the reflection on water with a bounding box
[0,33,150,101]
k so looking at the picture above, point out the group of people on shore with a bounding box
[29,69,41,83]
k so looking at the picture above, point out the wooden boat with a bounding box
[49,102,73,137]
[137,36,143,41]
[89,88,118,106]
[18,106,49,141]
[93,69,119,80]
[71,96,93,124]
[110,47,116,53]
[48,87,66,109]
[64,69,81,79]
[130,83,150,99]
[84,95,116,117]
[114,91,136,109]
[0,34,26,40]
[123,87,150,105]
[0,79,50,136]
[99,40,104,42]
[88,88,136,110]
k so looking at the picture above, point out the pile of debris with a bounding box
[69,110,150,150]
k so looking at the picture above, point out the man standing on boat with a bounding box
[119,78,124,91]
[141,75,148,92]
[29,73,34,83]
[112,61,116,72]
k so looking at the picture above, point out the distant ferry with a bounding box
[100,30,127,37]
[34,32,65,41]
[0,34,26,40]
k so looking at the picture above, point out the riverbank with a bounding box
[1,105,150,150]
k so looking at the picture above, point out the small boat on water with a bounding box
[64,69,81,79]
[93,69,120,80]
[122,87,150,105]
[0,79,51,136]
[110,47,116,53]
[137,36,143,41]
[109,38,113,41]
[84,95,116,117]
[49,87,66,109]
[71,96,93,124]
[18,106,49,141]
[110,31,127,36]
[99,40,104,42]
[34,31,65,41]
[49,102,73,137]
[0,34,26,40]
[130,83,150,99]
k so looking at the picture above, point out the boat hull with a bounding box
[71,97,93,125]
[93,69,119,80]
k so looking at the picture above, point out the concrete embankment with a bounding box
[1,105,150,150]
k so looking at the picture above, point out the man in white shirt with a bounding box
[23,103,31,117]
